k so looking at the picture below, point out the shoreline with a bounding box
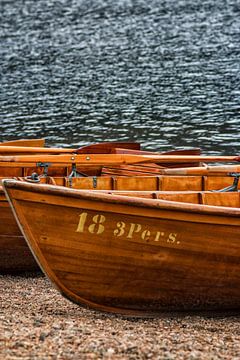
[1,273,240,359]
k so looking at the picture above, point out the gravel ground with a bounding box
[1,273,240,359]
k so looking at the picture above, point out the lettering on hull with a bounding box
[76,212,180,245]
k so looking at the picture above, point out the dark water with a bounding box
[0,0,240,154]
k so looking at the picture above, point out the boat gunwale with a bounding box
[2,179,240,217]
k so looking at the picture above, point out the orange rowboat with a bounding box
[0,142,142,178]
[0,168,239,273]
[0,145,203,178]
[3,179,240,316]
[0,147,204,273]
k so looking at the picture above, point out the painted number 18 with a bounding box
[76,212,106,235]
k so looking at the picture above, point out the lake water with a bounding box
[0,0,240,154]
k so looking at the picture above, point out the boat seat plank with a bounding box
[157,192,201,204]
[159,176,203,191]
[203,176,240,191]
[113,177,158,191]
[95,190,240,208]
[201,192,240,208]
[65,177,113,190]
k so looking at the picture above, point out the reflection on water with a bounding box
[0,0,240,154]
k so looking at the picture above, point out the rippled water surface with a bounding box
[1,0,240,153]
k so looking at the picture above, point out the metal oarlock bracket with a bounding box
[215,172,240,192]
[24,172,41,183]
[68,163,89,188]
[69,163,77,178]
[228,172,240,191]
[93,176,97,188]
[36,162,52,177]
[68,164,77,188]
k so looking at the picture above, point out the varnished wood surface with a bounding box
[0,138,46,147]
[76,142,141,153]
[109,147,202,168]
[0,149,206,180]
[0,154,239,166]
[0,141,171,157]
[63,174,240,191]
[0,142,235,274]
[0,146,206,273]
[0,142,142,156]
[0,147,204,178]
[0,169,239,273]
[0,146,77,155]
[0,198,39,272]
[3,180,240,316]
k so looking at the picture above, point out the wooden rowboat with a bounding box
[0,142,141,177]
[0,145,202,178]
[0,147,237,274]
[0,148,204,273]
[3,179,240,316]
[0,153,240,274]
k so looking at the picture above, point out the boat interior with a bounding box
[0,163,239,191]
[0,171,239,207]
[23,172,240,192]
[99,190,240,208]
[0,144,239,209]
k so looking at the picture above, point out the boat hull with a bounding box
[0,190,39,272]
[0,146,207,273]
[0,169,239,274]
[3,180,240,316]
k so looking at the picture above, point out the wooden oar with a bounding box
[0,154,239,167]
[0,142,140,155]
[0,138,45,147]
[157,165,240,175]
[0,146,76,154]
[0,154,154,167]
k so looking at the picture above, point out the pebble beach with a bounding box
[1,273,240,359]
